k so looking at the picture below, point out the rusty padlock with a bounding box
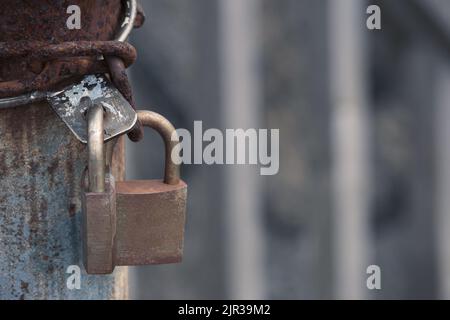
[114,110,187,266]
[82,107,187,274]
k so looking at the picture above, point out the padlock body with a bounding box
[115,180,187,266]
[82,173,116,274]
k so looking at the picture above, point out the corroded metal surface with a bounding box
[0,0,128,299]
[0,103,127,299]
[115,179,187,265]
[0,41,136,98]
[0,1,121,42]
[0,0,122,85]
[0,0,144,141]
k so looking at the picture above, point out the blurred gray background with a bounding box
[125,0,450,299]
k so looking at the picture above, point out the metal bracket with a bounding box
[48,75,137,144]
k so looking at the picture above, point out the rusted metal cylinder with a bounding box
[0,0,128,299]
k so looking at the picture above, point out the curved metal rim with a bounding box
[0,0,137,109]
[137,110,181,185]
[116,0,137,43]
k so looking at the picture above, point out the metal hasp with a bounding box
[0,1,135,299]
[83,110,187,274]
[48,75,137,144]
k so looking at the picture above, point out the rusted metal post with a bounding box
[0,1,128,299]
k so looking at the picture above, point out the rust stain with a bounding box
[68,203,77,218]
[47,157,59,188]
[20,281,29,293]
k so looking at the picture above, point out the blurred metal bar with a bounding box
[329,0,372,299]
[434,64,450,299]
[416,0,450,38]
[381,0,450,55]
[219,0,266,299]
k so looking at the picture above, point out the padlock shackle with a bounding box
[137,111,180,185]
[86,99,106,193]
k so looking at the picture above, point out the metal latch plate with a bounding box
[48,74,137,143]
